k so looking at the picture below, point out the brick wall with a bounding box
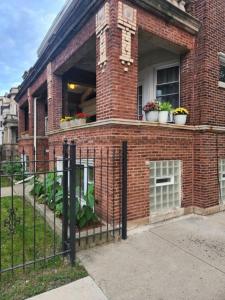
[188,0,225,126]
[47,63,62,132]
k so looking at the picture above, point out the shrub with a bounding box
[30,176,98,227]
[2,159,26,181]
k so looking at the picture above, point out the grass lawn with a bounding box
[0,196,88,300]
[1,176,11,187]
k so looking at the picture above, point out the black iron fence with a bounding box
[0,140,128,275]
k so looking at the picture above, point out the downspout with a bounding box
[34,97,37,172]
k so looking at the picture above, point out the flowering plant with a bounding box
[60,116,72,123]
[173,107,189,115]
[75,113,89,119]
[143,101,159,112]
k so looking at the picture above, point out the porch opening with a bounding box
[138,30,188,120]
[61,35,96,124]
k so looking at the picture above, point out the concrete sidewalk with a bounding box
[79,213,225,300]
[27,276,108,300]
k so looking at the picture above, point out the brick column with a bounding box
[18,107,25,137]
[47,62,62,131]
[96,0,138,121]
[28,88,34,136]
[180,49,198,125]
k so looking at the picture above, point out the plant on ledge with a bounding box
[70,113,90,126]
[159,102,173,124]
[60,116,72,129]
[173,107,189,125]
[143,101,159,122]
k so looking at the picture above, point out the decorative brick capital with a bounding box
[117,2,137,72]
[96,3,110,70]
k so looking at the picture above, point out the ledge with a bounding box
[47,119,225,136]
[18,136,48,141]
[131,0,201,35]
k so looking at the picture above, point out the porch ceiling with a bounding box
[56,35,96,76]
[139,30,187,57]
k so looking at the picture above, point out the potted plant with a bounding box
[75,113,89,125]
[173,107,189,125]
[159,102,173,124]
[143,101,159,122]
[60,116,72,129]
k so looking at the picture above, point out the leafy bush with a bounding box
[2,159,25,181]
[76,183,98,228]
[30,176,98,228]
[30,173,63,217]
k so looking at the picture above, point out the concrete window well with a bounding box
[149,160,182,214]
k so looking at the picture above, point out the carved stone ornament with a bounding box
[118,2,137,72]
[96,3,110,70]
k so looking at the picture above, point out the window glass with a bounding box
[219,65,225,83]
[76,165,85,197]
[88,166,94,183]
[137,86,143,120]
[156,66,180,108]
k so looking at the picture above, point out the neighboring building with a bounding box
[15,0,225,224]
[0,87,18,159]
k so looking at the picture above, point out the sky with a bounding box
[0,0,66,95]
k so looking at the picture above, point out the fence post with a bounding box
[69,140,76,265]
[62,139,69,253]
[122,141,128,240]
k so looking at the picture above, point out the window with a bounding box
[137,86,143,120]
[156,65,180,108]
[218,52,225,88]
[219,159,225,203]
[150,160,181,213]
[24,106,29,131]
[56,157,94,203]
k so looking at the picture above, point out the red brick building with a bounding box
[15,0,225,224]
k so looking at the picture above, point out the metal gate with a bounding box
[0,141,128,275]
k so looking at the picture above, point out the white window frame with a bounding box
[153,61,180,107]
[218,52,225,89]
[56,157,94,197]
[155,176,174,187]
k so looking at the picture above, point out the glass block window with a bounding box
[150,160,181,213]
[219,159,225,203]
[156,66,180,108]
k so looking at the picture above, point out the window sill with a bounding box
[218,81,225,89]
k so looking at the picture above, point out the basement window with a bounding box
[218,52,225,88]
[150,160,181,212]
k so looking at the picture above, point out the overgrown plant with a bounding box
[76,183,98,229]
[30,173,63,217]
[30,176,98,228]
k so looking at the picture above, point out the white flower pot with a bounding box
[159,111,169,124]
[70,119,77,127]
[60,121,70,129]
[76,119,86,126]
[146,111,159,122]
[174,115,187,125]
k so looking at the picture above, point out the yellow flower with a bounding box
[173,107,189,115]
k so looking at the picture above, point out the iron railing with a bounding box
[0,140,128,275]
